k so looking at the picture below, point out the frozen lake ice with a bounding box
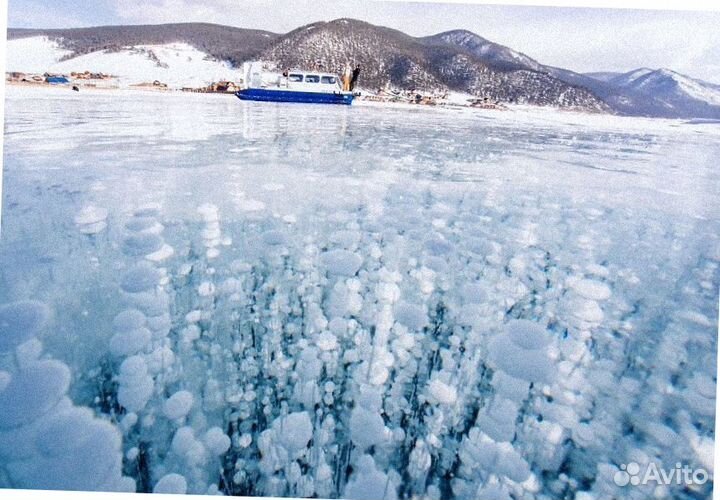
[1,86,718,499]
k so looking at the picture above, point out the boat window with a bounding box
[321,76,337,84]
[288,74,303,82]
[304,74,320,83]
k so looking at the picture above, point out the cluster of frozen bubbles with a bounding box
[1,182,717,500]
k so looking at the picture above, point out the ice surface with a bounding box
[475,398,520,442]
[153,473,188,494]
[320,249,363,277]
[0,361,70,429]
[427,378,458,405]
[488,324,554,384]
[75,205,108,234]
[163,390,194,420]
[0,300,50,352]
[350,406,389,449]
[203,427,231,456]
[274,411,313,455]
[112,309,147,332]
[109,326,151,356]
[0,298,132,492]
[117,356,154,412]
[394,302,428,331]
[567,277,612,301]
[125,216,163,234]
[170,426,207,467]
[123,233,164,256]
[1,87,718,498]
[344,455,398,500]
[504,319,552,350]
[74,205,108,225]
[120,263,163,293]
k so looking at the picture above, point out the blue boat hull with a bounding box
[236,88,353,105]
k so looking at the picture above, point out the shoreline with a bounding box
[3,80,703,131]
[1,80,590,114]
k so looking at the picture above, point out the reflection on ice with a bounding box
[1,86,718,498]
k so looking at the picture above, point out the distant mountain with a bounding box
[7,20,720,117]
[412,30,644,115]
[601,68,720,118]
[615,68,720,104]
[426,30,720,119]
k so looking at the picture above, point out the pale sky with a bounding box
[7,0,720,82]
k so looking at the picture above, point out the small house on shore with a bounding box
[71,71,113,80]
[6,72,26,81]
[130,80,169,90]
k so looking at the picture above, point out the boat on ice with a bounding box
[236,63,354,105]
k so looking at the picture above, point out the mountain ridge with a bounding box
[8,23,279,66]
[417,29,720,118]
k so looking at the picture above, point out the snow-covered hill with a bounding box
[5,37,244,88]
[606,68,654,88]
[617,68,720,107]
[259,19,608,111]
[422,29,544,72]
[7,23,278,67]
[5,36,73,74]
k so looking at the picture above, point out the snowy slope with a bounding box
[607,67,655,87]
[5,36,73,74]
[625,68,720,107]
[6,37,244,88]
[8,23,278,67]
[422,29,545,72]
[51,43,244,88]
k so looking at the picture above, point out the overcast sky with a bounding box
[8,0,720,82]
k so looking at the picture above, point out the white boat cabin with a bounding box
[243,63,343,93]
[279,72,342,92]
